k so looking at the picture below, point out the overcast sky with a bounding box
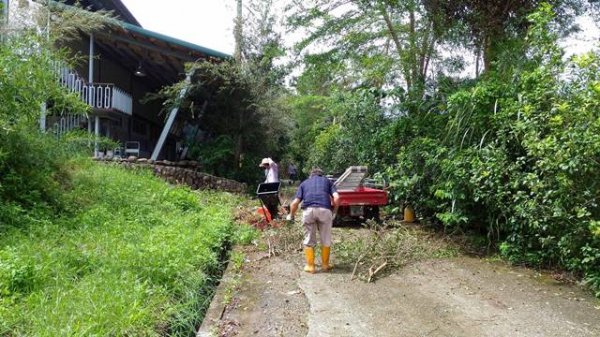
[120,0,236,55]
[118,1,597,62]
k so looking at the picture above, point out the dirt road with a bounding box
[198,227,600,337]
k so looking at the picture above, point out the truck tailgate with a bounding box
[338,187,388,206]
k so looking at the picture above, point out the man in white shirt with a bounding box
[259,157,279,183]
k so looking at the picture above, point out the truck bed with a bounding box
[337,186,388,206]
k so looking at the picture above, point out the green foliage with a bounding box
[385,4,600,295]
[0,163,240,336]
[59,129,120,155]
[154,59,290,184]
[0,7,249,335]
[187,134,235,174]
[288,88,391,175]
[422,0,583,71]
[153,0,290,185]
[0,127,88,212]
[232,222,260,246]
[0,32,90,212]
[287,0,438,98]
[286,94,331,173]
[0,34,87,130]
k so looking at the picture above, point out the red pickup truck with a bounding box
[332,166,388,224]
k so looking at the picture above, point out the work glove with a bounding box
[285,214,294,221]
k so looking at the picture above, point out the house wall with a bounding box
[6,1,181,160]
[65,35,170,158]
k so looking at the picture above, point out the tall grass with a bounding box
[0,161,242,336]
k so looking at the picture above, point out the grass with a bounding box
[0,161,245,336]
[221,250,246,306]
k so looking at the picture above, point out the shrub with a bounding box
[386,4,600,295]
[0,33,89,214]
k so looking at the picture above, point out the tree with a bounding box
[155,0,290,183]
[0,3,112,209]
[287,0,439,102]
[422,0,585,72]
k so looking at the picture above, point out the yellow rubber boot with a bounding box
[304,247,316,273]
[321,246,333,272]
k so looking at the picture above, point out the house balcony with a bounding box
[56,65,133,116]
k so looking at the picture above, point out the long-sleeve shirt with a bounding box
[264,160,279,183]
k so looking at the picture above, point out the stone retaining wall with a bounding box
[95,157,247,193]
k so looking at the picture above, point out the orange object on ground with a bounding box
[257,206,272,222]
[404,205,415,222]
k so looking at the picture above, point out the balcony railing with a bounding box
[51,114,88,139]
[55,64,133,115]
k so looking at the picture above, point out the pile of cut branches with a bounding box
[263,220,304,257]
[335,221,452,282]
[233,203,304,257]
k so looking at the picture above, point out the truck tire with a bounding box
[365,206,380,222]
[333,216,343,227]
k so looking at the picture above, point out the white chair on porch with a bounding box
[124,141,140,157]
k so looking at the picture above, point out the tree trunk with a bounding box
[234,0,243,63]
[475,45,481,78]
[409,8,418,89]
[379,4,410,90]
[234,111,244,168]
[418,22,435,88]
[483,34,494,73]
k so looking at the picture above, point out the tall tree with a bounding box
[287,0,438,102]
[155,0,289,182]
[422,0,584,71]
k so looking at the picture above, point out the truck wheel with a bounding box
[333,216,343,227]
[365,206,380,222]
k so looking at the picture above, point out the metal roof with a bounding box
[121,22,230,60]
[93,21,230,89]
[62,0,140,26]
[53,0,231,88]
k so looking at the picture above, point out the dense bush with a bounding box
[386,4,600,295]
[297,88,389,175]
[0,33,89,215]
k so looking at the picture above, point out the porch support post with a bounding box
[89,34,98,156]
[150,73,192,161]
[94,116,100,157]
[40,102,46,132]
[88,33,94,82]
